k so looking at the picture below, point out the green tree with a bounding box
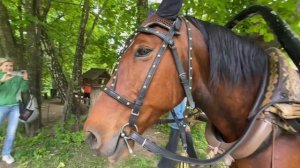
[0,0,298,133]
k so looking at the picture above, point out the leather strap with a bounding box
[170,44,195,108]
[171,109,187,149]
[129,100,300,166]
[101,86,134,108]
[100,17,196,128]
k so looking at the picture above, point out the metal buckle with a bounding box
[131,109,139,116]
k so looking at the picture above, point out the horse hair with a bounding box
[185,16,268,90]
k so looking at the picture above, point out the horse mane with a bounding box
[185,16,268,90]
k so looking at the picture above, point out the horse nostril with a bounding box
[86,131,101,150]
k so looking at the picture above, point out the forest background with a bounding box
[0,0,299,167]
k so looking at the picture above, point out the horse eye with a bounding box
[135,47,152,57]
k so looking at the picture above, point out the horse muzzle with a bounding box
[84,127,129,160]
[85,129,102,150]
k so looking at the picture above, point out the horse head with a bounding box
[83,14,198,161]
[83,9,267,163]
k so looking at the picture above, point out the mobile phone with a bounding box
[6,73,13,77]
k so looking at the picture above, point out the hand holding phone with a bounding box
[0,73,13,82]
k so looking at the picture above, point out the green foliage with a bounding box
[3,0,299,93]
[154,120,208,157]
[11,122,87,167]
[190,122,208,158]
[1,1,299,166]
[153,123,171,134]
[115,156,158,168]
[181,0,299,44]
[0,119,212,167]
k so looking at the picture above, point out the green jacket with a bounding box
[0,71,29,106]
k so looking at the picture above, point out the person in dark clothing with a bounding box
[157,98,197,168]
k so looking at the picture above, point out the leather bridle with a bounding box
[99,16,266,166]
[97,15,300,166]
[100,17,195,132]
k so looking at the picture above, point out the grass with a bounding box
[0,117,227,168]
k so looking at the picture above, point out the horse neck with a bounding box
[190,34,262,142]
[194,76,261,142]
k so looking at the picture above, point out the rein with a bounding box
[130,100,300,165]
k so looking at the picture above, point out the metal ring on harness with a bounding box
[120,123,139,137]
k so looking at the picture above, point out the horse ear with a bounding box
[156,0,183,20]
[147,8,156,18]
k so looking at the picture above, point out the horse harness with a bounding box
[99,14,300,166]
[206,47,300,165]
[100,15,195,153]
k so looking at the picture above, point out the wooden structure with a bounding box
[82,68,110,86]
[82,68,110,107]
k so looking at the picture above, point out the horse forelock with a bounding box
[186,16,268,91]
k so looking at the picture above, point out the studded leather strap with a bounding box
[100,17,195,130]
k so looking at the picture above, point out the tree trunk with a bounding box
[136,0,148,26]
[17,0,26,69]
[41,29,68,102]
[24,0,50,136]
[62,0,108,129]
[0,1,18,60]
[63,0,90,130]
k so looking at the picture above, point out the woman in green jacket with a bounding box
[0,58,28,164]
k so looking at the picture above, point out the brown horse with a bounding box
[84,12,300,168]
